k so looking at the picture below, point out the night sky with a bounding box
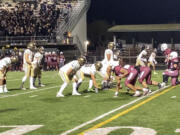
[88,0,180,24]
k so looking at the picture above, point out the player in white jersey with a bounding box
[20,42,36,90]
[136,46,149,66]
[76,61,102,93]
[56,56,86,97]
[148,48,158,74]
[101,42,115,89]
[33,47,45,87]
[0,56,18,93]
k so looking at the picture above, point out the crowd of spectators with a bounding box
[0,0,77,37]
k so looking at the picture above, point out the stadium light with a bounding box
[84,40,90,46]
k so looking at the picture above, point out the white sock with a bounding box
[72,82,77,93]
[0,85,3,93]
[30,77,34,88]
[135,90,140,94]
[57,82,67,95]
[142,88,148,92]
[115,91,118,96]
[89,80,93,89]
[22,76,27,83]
[3,85,8,92]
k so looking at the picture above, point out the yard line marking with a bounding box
[0,86,59,99]
[29,95,38,98]
[0,79,101,99]
[61,85,171,135]
[78,86,176,135]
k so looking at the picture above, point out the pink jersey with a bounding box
[170,58,179,70]
[164,48,171,56]
[114,65,126,76]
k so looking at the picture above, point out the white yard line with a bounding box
[29,95,38,98]
[61,85,170,135]
[0,86,59,99]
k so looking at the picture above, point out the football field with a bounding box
[0,71,180,135]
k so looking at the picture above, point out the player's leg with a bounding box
[0,71,4,93]
[72,76,81,96]
[37,67,45,87]
[56,70,69,97]
[30,66,37,89]
[20,64,29,90]
[76,71,84,92]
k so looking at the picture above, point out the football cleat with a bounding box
[56,94,65,97]
[133,91,141,97]
[39,84,45,87]
[0,89,3,93]
[95,88,99,93]
[87,88,94,92]
[143,88,149,96]
[30,86,37,90]
[72,92,81,96]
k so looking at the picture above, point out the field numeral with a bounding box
[0,125,43,135]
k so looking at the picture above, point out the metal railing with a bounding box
[56,0,91,41]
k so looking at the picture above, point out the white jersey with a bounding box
[137,50,147,62]
[148,52,156,63]
[104,49,113,61]
[80,64,96,75]
[33,52,43,66]
[0,57,11,70]
[60,60,80,73]
[23,49,33,65]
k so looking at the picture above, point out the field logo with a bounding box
[84,126,157,135]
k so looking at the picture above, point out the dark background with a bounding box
[88,0,180,24]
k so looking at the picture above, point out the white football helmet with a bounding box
[169,51,178,60]
[161,43,168,52]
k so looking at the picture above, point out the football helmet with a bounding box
[114,50,121,60]
[153,48,157,53]
[169,51,178,60]
[161,43,168,52]
[95,61,102,71]
[6,44,10,48]
[39,46,45,54]
[108,42,114,50]
[10,56,18,63]
[78,56,86,66]
[27,42,36,50]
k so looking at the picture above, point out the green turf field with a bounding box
[0,71,179,135]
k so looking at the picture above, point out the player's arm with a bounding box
[119,68,128,79]
[90,73,100,89]
[106,53,111,61]
[66,67,73,77]
[116,76,122,91]
[25,53,32,65]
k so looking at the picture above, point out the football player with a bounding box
[76,61,103,93]
[33,46,45,87]
[20,42,36,90]
[56,56,86,97]
[0,56,18,93]
[123,65,149,97]
[101,42,115,89]
[148,48,158,74]
[136,45,149,66]
[161,43,172,68]
[138,66,162,92]
[162,51,179,86]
